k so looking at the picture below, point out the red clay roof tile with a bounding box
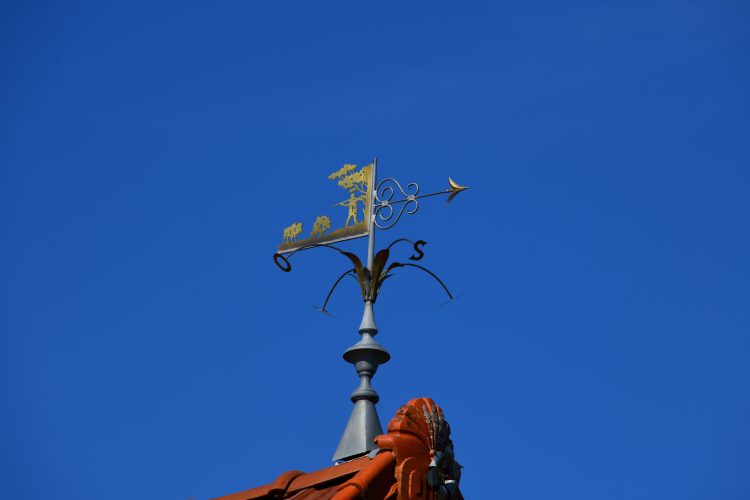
[210,459,367,500]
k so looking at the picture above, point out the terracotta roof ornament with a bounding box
[211,398,464,500]
[271,159,468,463]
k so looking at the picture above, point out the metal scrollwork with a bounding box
[374,178,420,230]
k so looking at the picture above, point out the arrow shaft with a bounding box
[376,189,451,206]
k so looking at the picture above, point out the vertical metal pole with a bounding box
[333,157,390,462]
[367,158,377,270]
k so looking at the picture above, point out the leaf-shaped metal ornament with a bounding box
[371,262,404,302]
[340,251,367,300]
[374,274,394,298]
[363,267,372,299]
[382,261,405,277]
[370,249,390,286]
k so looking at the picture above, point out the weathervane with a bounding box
[272,158,468,462]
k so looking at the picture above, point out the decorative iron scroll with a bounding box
[374,178,420,229]
[373,177,468,230]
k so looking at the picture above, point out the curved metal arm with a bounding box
[374,261,462,307]
[399,263,455,300]
[275,242,351,272]
[284,242,348,259]
[313,269,356,316]
[386,238,416,251]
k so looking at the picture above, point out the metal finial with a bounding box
[332,300,390,461]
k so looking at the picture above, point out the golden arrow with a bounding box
[446,178,469,205]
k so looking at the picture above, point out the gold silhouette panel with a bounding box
[278,163,373,254]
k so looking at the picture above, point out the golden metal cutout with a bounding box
[282,222,303,243]
[278,163,374,254]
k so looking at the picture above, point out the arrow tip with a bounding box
[447,177,469,204]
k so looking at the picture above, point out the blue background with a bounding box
[1,2,748,499]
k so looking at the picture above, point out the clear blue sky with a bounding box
[1,2,748,499]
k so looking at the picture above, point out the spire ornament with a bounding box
[271,158,468,461]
